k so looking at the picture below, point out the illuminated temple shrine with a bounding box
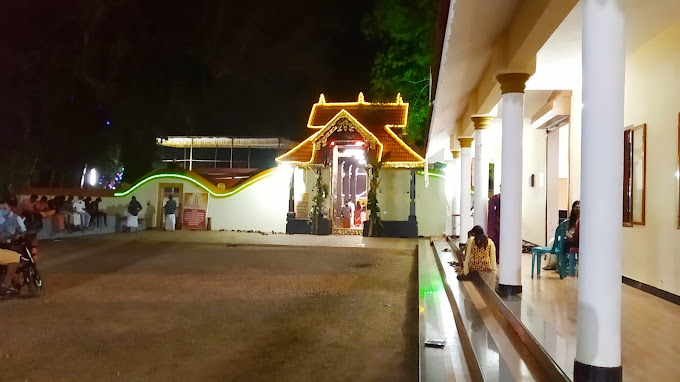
[276,93,443,236]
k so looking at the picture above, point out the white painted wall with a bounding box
[95,169,291,233]
[546,128,560,244]
[622,19,680,295]
[378,169,410,221]
[208,169,289,232]
[522,118,547,245]
[417,173,446,236]
[569,88,583,206]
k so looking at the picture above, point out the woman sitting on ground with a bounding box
[457,225,497,277]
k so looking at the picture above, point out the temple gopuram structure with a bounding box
[277,93,444,236]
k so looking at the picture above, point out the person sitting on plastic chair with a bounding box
[544,201,579,271]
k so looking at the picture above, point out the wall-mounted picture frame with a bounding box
[623,123,646,226]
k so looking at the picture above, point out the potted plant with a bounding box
[366,154,387,237]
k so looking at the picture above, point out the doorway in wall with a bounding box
[546,124,570,243]
[157,183,183,230]
[330,141,369,233]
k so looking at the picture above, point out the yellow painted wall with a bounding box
[623,19,680,295]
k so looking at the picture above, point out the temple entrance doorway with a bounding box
[331,141,369,234]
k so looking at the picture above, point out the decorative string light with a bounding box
[113,168,276,198]
[279,94,423,168]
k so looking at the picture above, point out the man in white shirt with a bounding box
[73,196,91,229]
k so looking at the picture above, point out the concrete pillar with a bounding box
[451,150,461,237]
[472,116,494,232]
[444,159,454,236]
[336,159,343,215]
[230,138,234,168]
[495,72,531,296]
[189,138,194,171]
[409,168,416,222]
[287,168,295,218]
[493,159,501,194]
[343,161,350,204]
[458,138,474,245]
[574,1,625,380]
[351,164,358,204]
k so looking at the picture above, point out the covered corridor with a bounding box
[425,0,680,380]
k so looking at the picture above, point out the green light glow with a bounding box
[113,169,276,198]
[416,170,446,180]
[419,276,445,297]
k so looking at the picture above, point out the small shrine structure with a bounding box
[277,93,443,236]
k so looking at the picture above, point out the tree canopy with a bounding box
[362,0,438,147]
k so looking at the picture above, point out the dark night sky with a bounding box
[0,0,377,142]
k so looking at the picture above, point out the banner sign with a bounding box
[295,193,309,218]
[183,193,208,230]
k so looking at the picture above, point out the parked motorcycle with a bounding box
[0,233,43,298]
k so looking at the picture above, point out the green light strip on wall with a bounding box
[113,170,276,198]
[416,171,446,180]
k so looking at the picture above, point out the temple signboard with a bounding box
[183,192,208,230]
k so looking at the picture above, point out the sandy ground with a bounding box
[0,232,418,382]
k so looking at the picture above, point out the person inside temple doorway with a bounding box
[164,195,177,231]
[341,200,352,228]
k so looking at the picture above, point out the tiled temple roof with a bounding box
[277,94,424,168]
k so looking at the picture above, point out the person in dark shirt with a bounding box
[125,196,143,232]
[88,197,107,227]
[163,195,177,231]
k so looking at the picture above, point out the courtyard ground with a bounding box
[0,231,418,382]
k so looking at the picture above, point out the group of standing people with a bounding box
[123,195,177,232]
[340,199,367,229]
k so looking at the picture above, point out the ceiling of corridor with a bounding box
[529,0,680,91]
[429,0,680,162]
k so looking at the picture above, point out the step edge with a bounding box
[470,272,572,382]
[429,241,486,382]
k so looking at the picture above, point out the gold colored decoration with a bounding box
[471,116,494,130]
[451,150,461,158]
[496,73,531,94]
[382,162,425,169]
[279,94,424,168]
[307,94,408,128]
[458,137,474,147]
[313,112,382,158]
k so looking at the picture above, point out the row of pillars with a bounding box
[335,159,359,215]
[449,1,624,379]
[454,73,527,297]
